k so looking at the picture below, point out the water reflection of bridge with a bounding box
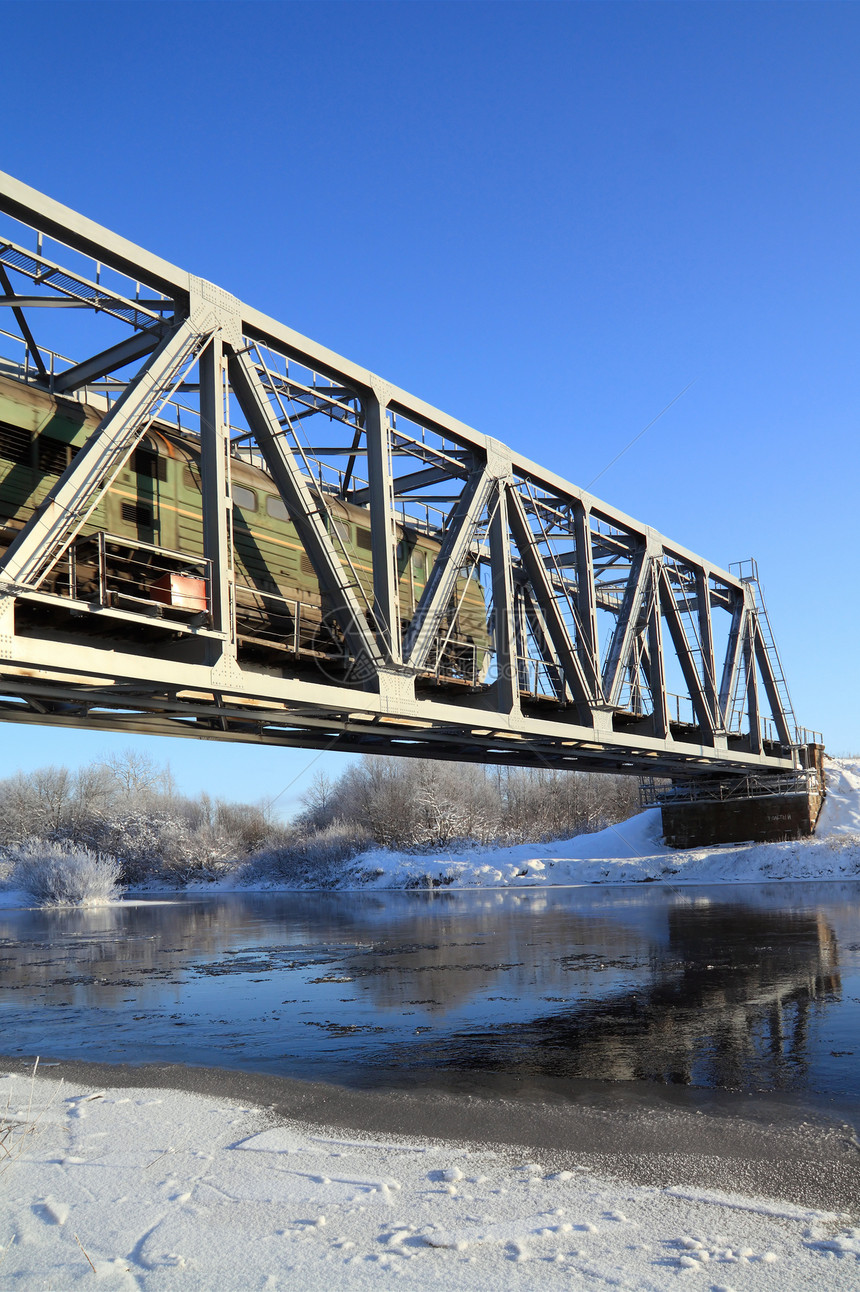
[397,904,841,1090]
[0,893,845,1095]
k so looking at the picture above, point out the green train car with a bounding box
[0,374,492,687]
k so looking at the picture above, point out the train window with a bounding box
[233,484,257,512]
[413,550,425,576]
[267,495,289,522]
[356,527,372,551]
[37,435,77,475]
[133,448,168,481]
[332,519,349,544]
[0,421,31,465]
[121,501,153,528]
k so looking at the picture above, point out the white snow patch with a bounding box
[0,1067,858,1288]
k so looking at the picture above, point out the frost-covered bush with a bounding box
[0,750,292,886]
[240,822,370,887]
[67,809,183,883]
[78,809,229,884]
[69,806,259,884]
[9,841,123,906]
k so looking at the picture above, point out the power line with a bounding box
[586,378,697,491]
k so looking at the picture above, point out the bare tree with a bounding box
[100,748,169,798]
[298,771,337,831]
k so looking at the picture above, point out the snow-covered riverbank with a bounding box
[0,760,857,907]
[1,1067,858,1290]
[199,757,860,894]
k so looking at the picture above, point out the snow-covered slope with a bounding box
[231,757,860,892]
[815,758,860,835]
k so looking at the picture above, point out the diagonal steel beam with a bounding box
[658,565,716,736]
[602,548,648,706]
[752,618,793,746]
[507,486,596,712]
[0,314,214,591]
[719,595,747,730]
[227,344,383,671]
[348,464,460,507]
[0,263,46,377]
[402,464,494,671]
[0,168,186,298]
[521,587,566,704]
[340,424,364,496]
[52,323,167,393]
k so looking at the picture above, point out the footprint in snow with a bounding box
[32,1199,68,1226]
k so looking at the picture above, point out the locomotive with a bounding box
[0,373,492,688]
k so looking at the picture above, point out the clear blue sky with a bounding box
[0,0,857,812]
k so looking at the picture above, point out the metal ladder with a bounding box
[730,558,798,743]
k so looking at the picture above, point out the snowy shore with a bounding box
[201,757,860,894]
[1,761,858,909]
[1,1066,859,1290]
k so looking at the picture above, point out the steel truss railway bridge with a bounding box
[0,171,820,790]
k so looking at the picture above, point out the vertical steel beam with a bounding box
[695,568,719,729]
[745,621,762,754]
[488,482,519,713]
[199,336,234,642]
[646,563,669,739]
[0,315,213,590]
[572,503,601,695]
[364,383,402,664]
[227,345,382,672]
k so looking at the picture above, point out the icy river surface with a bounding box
[2,883,860,1111]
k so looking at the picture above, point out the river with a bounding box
[2,881,859,1115]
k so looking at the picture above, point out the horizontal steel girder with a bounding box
[0,670,798,778]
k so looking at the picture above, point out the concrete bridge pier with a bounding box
[659,744,826,848]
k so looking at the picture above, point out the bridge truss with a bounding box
[0,171,817,779]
